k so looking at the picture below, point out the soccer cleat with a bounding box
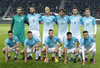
[8,56,11,60]
[58,57,61,60]
[27,56,32,61]
[52,57,55,61]
[41,57,45,61]
[67,57,69,60]
[14,57,17,62]
[74,58,76,63]
[55,58,59,63]
[90,59,95,64]
[78,57,82,61]
[85,58,88,61]
[35,59,38,63]
[69,57,73,61]
[38,56,41,60]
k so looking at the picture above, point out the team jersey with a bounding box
[80,35,95,48]
[64,37,78,49]
[69,15,83,35]
[56,15,70,35]
[27,13,41,31]
[82,16,96,35]
[5,36,19,47]
[40,15,56,31]
[45,35,61,48]
[24,36,40,49]
[11,14,28,34]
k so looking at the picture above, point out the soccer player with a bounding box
[11,7,29,50]
[81,8,97,61]
[69,7,83,61]
[41,29,62,63]
[56,8,70,60]
[79,31,96,65]
[20,31,41,63]
[61,32,80,64]
[40,7,56,61]
[27,6,41,60]
[2,30,19,62]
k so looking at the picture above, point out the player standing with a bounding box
[11,7,28,59]
[27,6,41,60]
[40,7,56,61]
[69,7,83,61]
[56,9,70,60]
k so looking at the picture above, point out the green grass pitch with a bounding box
[0,24,100,68]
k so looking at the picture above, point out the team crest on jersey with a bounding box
[89,40,91,42]
[22,17,23,19]
[77,17,79,19]
[13,40,15,42]
[33,41,35,43]
[50,18,52,20]
[73,41,74,43]
[90,19,92,21]
[54,40,56,42]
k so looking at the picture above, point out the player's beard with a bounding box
[31,11,35,15]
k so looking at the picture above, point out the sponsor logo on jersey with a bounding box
[22,17,23,19]
[73,41,74,43]
[89,40,91,42]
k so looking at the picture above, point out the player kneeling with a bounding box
[61,32,80,64]
[41,29,62,63]
[79,31,96,65]
[20,31,41,63]
[2,30,19,62]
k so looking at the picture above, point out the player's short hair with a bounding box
[59,8,66,13]
[73,7,78,10]
[30,6,35,9]
[17,7,22,10]
[49,29,53,32]
[67,32,72,35]
[8,30,13,34]
[85,8,90,11]
[27,31,32,34]
[83,30,88,33]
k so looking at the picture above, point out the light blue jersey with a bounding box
[64,37,78,49]
[40,15,56,31]
[69,15,83,35]
[45,35,61,48]
[80,35,95,48]
[82,16,96,35]
[5,36,19,47]
[24,36,40,49]
[27,13,41,31]
[56,15,70,35]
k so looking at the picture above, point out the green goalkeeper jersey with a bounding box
[11,14,28,34]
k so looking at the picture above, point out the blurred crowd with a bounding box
[0,0,100,18]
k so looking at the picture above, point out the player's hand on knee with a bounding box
[93,34,96,38]
[74,49,79,53]
[86,50,90,54]
[82,60,85,65]
[9,48,13,52]
[31,47,34,51]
